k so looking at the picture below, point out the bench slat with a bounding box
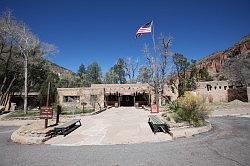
[148,115,164,125]
[55,119,81,129]
[148,115,171,135]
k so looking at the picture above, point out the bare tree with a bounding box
[137,65,150,83]
[0,10,56,113]
[124,57,139,83]
[104,68,119,84]
[16,24,39,113]
[143,35,172,107]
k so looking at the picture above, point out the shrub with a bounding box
[6,111,39,118]
[166,100,183,123]
[167,92,211,126]
[61,107,94,115]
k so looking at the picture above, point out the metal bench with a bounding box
[148,115,171,135]
[54,119,81,136]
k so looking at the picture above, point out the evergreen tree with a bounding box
[39,73,60,106]
[104,68,119,84]
[86,62,102,85]
[198,68,213,81]
[77,64,86,79]
[173,53,190,97]
[76,64,89,87]
[113,58,126,84]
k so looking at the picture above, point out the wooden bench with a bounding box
[54,119,81,136]
[148,115,171,135]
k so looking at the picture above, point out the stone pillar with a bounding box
[10,103,16,112]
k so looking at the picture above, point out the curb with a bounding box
[210,112,250,117]
[171,122,212,139]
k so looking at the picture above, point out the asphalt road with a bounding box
[0,117,250,166]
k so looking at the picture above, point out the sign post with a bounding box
[81,102,87,111]
[56,105,61,125]
[40,81,52,128]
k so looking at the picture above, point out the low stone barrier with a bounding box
[11,126,52,144]
[10,120,57,144]
[171,122,212,139]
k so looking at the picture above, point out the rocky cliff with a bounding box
[197,34,250,86]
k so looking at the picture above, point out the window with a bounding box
[90,95,98,103]
[224,86,227,90]
[219,86,221,89]
[171,86,175,93]
[63,96,80,102]
[207,85,212,91]
[214,86,217,90]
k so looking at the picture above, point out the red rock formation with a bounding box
[196,35,250,78]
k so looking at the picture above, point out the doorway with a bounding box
[120,95,134,106]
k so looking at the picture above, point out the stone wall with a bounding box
[57,83,177,109]
[92,83,150,94]
[57,87,105,110]
[57,88,85,109]
[195,81,228,103]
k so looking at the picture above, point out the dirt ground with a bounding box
[210,100,250,111]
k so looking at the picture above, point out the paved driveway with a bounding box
[1,117,250,166]
[46,107,172,145]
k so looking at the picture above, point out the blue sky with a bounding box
[0,0,250,73]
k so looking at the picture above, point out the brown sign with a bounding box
[81,102,87,106]
[40,107,53,119]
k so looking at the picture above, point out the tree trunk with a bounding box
[0,75,16,106]
[4,93,10,110]
[154,88,159,109]
[0,76,7,95]
[24,55,28,114]
[0,44,13,96]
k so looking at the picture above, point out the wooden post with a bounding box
[149,93,151,106]
[56,105,61,125]
[118,93,120,107]
[45,82,51,128]
[133,93,136,107]
[104,88,106,107]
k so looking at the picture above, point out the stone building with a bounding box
[195,80,249,103]
[194,81,229,103]
[57,80,248,110]
[57,84,178,110]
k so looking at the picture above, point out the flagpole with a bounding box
[151,20,156,52]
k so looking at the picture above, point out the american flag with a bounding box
[136,21,153,38]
